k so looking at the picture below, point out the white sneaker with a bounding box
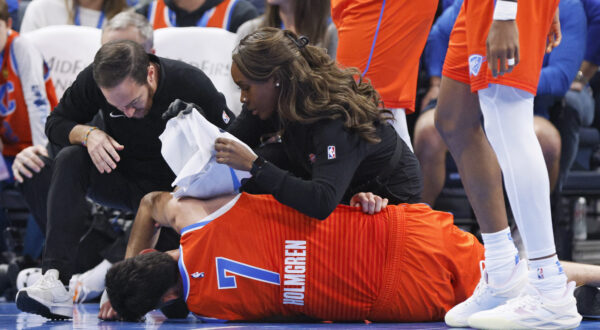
[15,269,73,319]
[16,268,43,290]
[468,281,582,329]
[445,259,527,327]
[69,273,104,303]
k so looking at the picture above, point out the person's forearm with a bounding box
[125,195,161,259]
[68,124,98,145]
[562,261,600,287]
[580,60,599,82]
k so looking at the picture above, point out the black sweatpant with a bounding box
[18,145,174,284]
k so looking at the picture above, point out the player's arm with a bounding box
[487,0,519,77]
[125,191,175,259]
[100,191,175,321]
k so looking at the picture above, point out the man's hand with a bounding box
[12,145,48,183]
[487,20,519,77]
[215,138,257,171]
[98,290,119,320]
[350,192,388,215]
[85,129,124,174]
[162,99,204,120]
[546,8,561,53]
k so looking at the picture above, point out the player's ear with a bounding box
[161,286,180,302]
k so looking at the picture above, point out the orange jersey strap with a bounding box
[148,0,238,29]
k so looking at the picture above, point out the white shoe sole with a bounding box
[468,312,582,329]
[16,291,73,320]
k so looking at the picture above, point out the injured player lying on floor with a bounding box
[99,107,600,323]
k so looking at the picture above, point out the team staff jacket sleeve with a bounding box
[248,119,398,220]
[45,55,234,178]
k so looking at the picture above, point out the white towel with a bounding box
[159,109,252,199]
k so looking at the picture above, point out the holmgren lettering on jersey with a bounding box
[282,240,306,306]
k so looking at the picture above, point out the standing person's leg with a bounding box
[333,0,437,151]
[16,155,53,233]
[533,116,561,192]
[436,78,526,328]
[389,108,413,151]
[413,108,448,205]
[435,78,512,234]
[466,84,580,329]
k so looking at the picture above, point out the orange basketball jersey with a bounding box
[332,0,438,112]
[443,0,559,94]
[179,193,484,322]
[0,30,58,156]
[148,0,238,30]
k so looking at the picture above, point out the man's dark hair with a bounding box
[106,252,180,321]
[92,40,149,89]
[0,0,9,22]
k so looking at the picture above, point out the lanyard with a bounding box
[167,7,214,27]
[74,6,105,29]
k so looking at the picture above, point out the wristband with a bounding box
[250,156,267,175]
[574,71,588,85]
[493,0,517,21]
[82,126,98,147]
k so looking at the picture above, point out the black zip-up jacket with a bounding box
[234,113,423,220]
[45,54,235,183]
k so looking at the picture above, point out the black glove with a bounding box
[162,99,204,120]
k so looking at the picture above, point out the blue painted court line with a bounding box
[0,302,598,329]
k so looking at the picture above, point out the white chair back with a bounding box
[22,25,102,100]
[154,27,241,115]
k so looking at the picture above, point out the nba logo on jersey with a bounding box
[327,146,336,159]
[469,54,484,77]
[191,272,205,279]
[222,111,230,124]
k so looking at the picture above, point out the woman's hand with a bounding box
[350,192,388,214]
[215,138,257,171]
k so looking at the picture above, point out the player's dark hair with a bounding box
[92,40,149,89]
[105,252,180,321]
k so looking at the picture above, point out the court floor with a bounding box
[0,303,598,329]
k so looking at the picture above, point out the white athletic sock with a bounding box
[481,227,520,286]
[478,84,556,259]
[82,259,112,290]
[388,108,414,152]
[528,256,568,299]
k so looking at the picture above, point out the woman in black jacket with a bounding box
[216,27,422,220]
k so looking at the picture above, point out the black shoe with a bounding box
[575,285,600,319]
